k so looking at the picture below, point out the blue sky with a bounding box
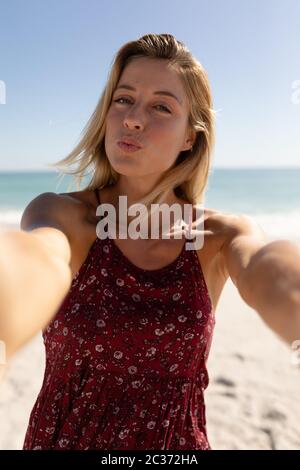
[0,0,299,170]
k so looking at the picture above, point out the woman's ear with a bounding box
[182,128,197,151]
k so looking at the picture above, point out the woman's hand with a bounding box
[0,229,72,360]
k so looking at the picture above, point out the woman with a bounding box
[4,33,299,450]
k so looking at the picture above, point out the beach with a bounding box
[0,225,299,449]
[0,168,300,450]
[1,0,299,450]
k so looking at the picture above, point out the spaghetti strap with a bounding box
[94,187,101,205]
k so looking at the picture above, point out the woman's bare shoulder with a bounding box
[58,189,96,216]
[192,208,237,311]
[201,207,267,278]
[203,208,266,244]
[198,207,259,271]
[21,191,85,232]
[201,207,236,244]
[54,190,99,240]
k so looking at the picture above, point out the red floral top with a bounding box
[23,190,215,450]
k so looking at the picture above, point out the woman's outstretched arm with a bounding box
[221,214,300,345]
[0,228,72,360]
[0,192,75,360]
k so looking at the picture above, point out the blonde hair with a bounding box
[50,33,216,211]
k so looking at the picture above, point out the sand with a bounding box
[205,280,300,450]
[0,226,299,450]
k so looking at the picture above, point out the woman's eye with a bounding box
[155,104,171,113]
[113,98,171,113]
[114,97,131,105]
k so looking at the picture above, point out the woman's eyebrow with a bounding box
[115,83,183,105]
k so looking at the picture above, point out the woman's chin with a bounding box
[109,159,144,176]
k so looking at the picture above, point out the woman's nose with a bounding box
[123,113,143,129]
[123,104,145,128]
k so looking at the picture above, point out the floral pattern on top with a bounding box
[23,233,215,450]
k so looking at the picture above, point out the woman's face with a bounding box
[105,57,195,178]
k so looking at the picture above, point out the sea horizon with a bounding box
[0,168,299,242]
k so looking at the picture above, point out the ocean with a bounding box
[0,168,299,241]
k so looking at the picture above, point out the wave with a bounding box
[250,210,300,242]
[0,210,22,230]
